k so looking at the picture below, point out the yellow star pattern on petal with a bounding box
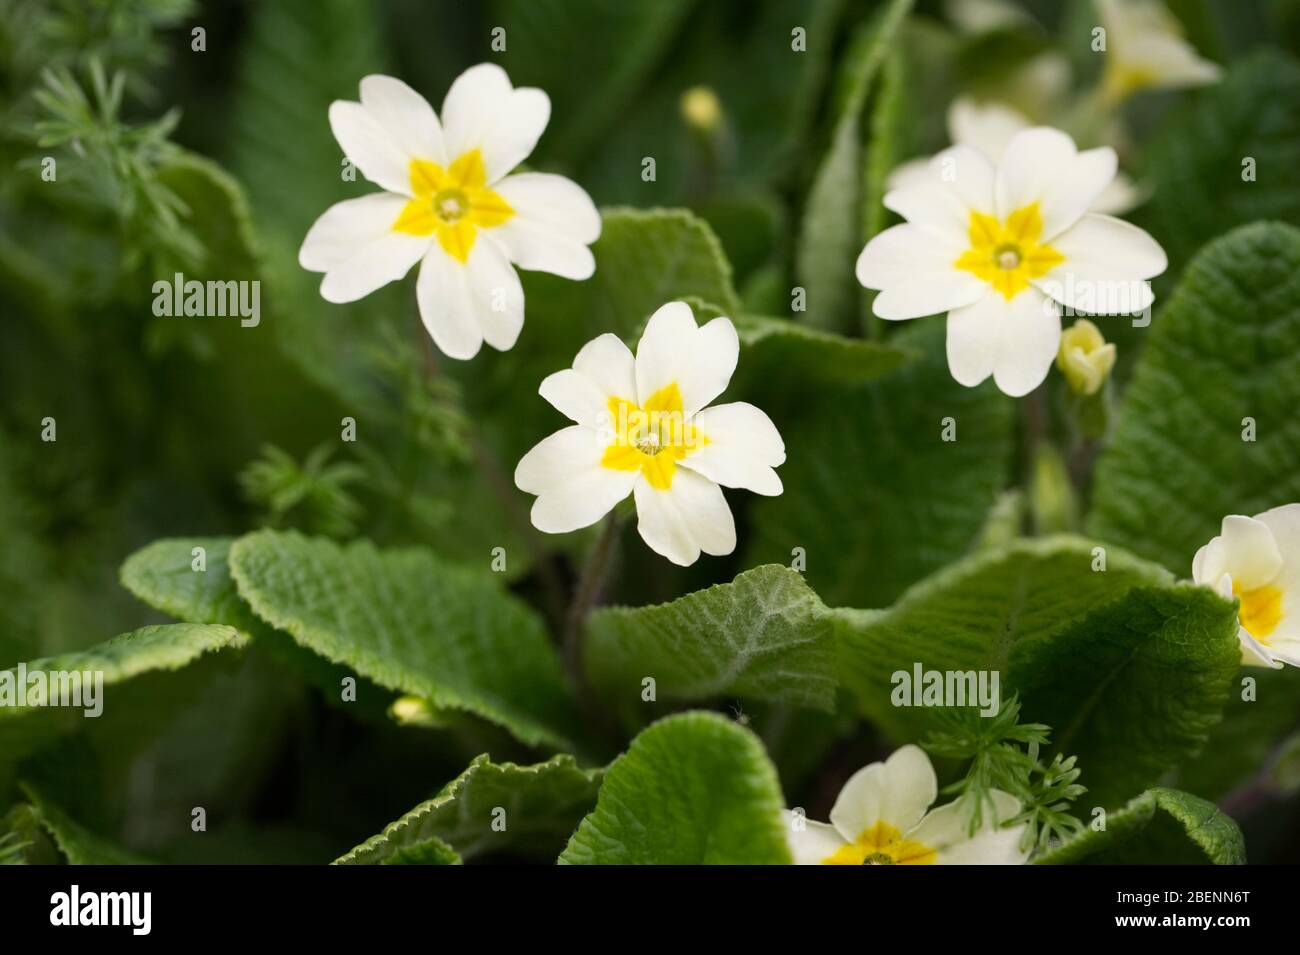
[599,383,708,491]
[822,821,936,865]
[954,201,1064,300]
[391,149,514,262]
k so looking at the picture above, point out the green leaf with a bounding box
[585,565,837,721]
[335,754,602,865]
[1088,221,1300,572]
[19,784,149,865]
[731,314,916,395]
[831,536,1240,806]
[0,624,242,781]
[121,537,380,713]
[227,530,583,751]
[1036,788,1246,865]
[1138,52,1300,290]
[559,712,790,864]
[745,321,1014,608]
[796,0,913,333]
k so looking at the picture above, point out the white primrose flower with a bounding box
[299,65,600,360]
[856,126,1167,397]
[513,302,785,567]
[782,745,1029,865]
[1096,0,1221,102]
[887,97,1143,216]
[1193,505,1300,669]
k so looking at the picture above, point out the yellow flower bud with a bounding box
[680,85,722,132]
[388,695,440,727]
[1056,318,1116,396]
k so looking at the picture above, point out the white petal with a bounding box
[1239,626,1286,669]
[1219,514,1283,591]
[908,791,1028,865]
[634,303,738,415]
[299,193,416,272]
[538,370,605,429]
[440,63,550,183]
[416,246,483,360]
[514,425,636,533]
[935,825,1030,864]
[1036,214,1165,316]
[358,74,445,166]
[329,101,416,197]
[632,469,736,567]
[992,289,1060,397]
[1090,172,1144,216]
[883,144,997,237]
[679,402,785,496]
[574,333,637,403]
[946,288,1060,396]
[856,223,987,321]
[947,97,1029,163]
[884,156,933,194]
[307,195,430,303]
[467,235,525,352]
[490,173,600,279]
[781,813,847,865]
[945,291,1000,389]
[829,744,936,842]
[995,127,1117,240]
[1192,538,1227,587]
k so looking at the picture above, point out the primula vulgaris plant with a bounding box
[2,0,1299,868]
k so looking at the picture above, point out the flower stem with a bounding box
[563,513,623,691]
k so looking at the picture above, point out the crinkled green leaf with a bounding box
[745,321,1014,608]
[1088,221,1300,572]
[585,565,837,719]
[560,712,790,864]
[831,536,1240,806]
[796,0,912,333]
[336,754,602,865]
[227,530,582,751]
[1037,787,1246,865]
[120,536,373,709]
[0,624,242,782]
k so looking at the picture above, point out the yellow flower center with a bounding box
[599,383,708,491]
[391,149,514,262]
[822,821,936,866]
[1234,581,1284,642]
[954,202,1063,300]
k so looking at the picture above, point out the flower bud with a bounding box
[1056,318,1116,396]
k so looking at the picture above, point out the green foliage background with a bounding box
[1,0,1299,865]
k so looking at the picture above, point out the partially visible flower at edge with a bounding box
[1194,506,1300,669]
[1096,0,1221,104]
[299,65,600,361]
[783,745,1029,865]
[513,302,785,567]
